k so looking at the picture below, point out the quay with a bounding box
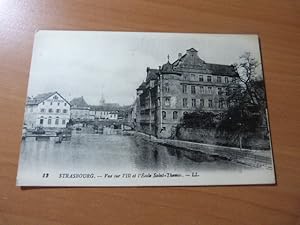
[135,132,273,169]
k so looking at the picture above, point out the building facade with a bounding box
[24,92,71,129]
[136,48,239,138]
[89,106,119,121]
[95,110,118,120]
[70,96,90,121]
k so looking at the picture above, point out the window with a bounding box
[50,102,53,105]
[200,86,204,93]
[53,95,58,100]
[232,78,237,83]
[162,111,166,120]
[173,111,178,120]
[218,87,222,95]
[56,109,60,113]
[217,76,222,83]
[57,102,60,106]
[48,117,52,125]
[208,87,212,94]
[191,85,196,94]
[226,89,230,96]
[157,97,160,106]
[183,98,188,108]
[191,74,196,81]
[150,80,154,88]
[192,99,196,107]
[207,76,212,82]
[200,99,204,107]
[208,100,213,108]
[164,83,169,93]
[199,75,203,82]
[62,119,66,125]
[165,97,170,106]
[42,102,45,105]
[219,99,224,108]
[184,74,188,80]
[182,84,187,93]
[225,77,229,83]
[48,108,53,113]
[39,118,44,125]
[64,103,67,106]
[55,118,59,125]
[40,108,45,113]
[63,109,68,113]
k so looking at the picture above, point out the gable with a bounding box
[43,92,70,106]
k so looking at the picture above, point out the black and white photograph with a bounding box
[16,31,275,186]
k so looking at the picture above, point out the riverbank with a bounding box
[135,132,273,169]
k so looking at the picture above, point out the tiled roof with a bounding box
[90,104,120,112]
[186,48,198,52]
[206,63,238,77]
[70,96,89,107]
[137,82,146,90]
[146,69,159,81]
[27,92,71,106]
[173,50,205,68]
[172,48,238,77]
[161,61,173,72]
[27,92,56,105]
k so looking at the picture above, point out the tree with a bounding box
[230,52,266,109]
[180,111,218,129]
[218,52,268,147]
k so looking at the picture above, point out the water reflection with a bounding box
[18,132,245,175]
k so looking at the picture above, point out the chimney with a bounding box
[178,53,182,59]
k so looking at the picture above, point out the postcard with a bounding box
[16,31,275,186]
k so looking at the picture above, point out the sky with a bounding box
[27,31,262,106]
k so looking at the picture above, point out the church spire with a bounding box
[99,91,105,106]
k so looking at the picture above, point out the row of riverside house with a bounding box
[24,92,119,130]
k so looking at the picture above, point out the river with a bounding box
[18,129,246,176]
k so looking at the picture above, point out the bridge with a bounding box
[70,119,136,130]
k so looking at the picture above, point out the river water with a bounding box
[18,130,246,175]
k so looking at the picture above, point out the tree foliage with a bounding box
[219,52,266,134]
[181,111,218,129]
[230,52,266,109]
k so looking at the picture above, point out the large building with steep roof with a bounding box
[70,96,90,121]
[136,48,239,138]
[24,92,71,129]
